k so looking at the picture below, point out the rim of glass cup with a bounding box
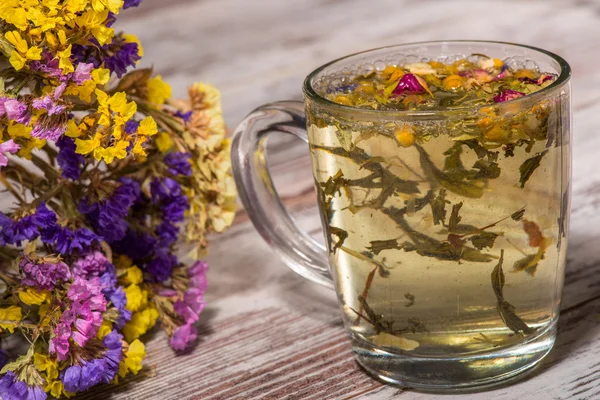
[303,40,571,121]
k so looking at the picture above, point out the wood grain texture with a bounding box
[81,0,600,398]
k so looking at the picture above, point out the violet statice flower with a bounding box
[61,359,105,393]
[30,116,67,141]
[188,261,208,291]
[32,96,66,115]
[29,53,62,78]
[0,211,40,246]
[72,37,141,78]
[170,323,198,351]
[174,287,206,324]
[98,266,132,328]
[79,178,140,242]
[146,251,178,282]
[101,330,124,381]
[493,89,526,103]
[72,63,94,84]
[20,256,71,290]
[60,332,123,392]
[123,0,143,8]
[151,177,189,223]
[0,139,20,168]
[0,371,47,400]
[110,229,157,260]
[175,110,193,122]
[56,136,84,180]
[164,152,192,177]
[37,202,101,254]
[125,119,139,134]
[73,251,111,277]
[3,99,31,125]
[51,277,107,360]
[41,225,101,255]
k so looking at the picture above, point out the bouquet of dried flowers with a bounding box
[0,0,236,398]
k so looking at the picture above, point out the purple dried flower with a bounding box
[392,73,426,95]
[20,256,71,290]
[56,136,85,180]
[30,117,67,141]
[125,120,139,134]
[0,372,47,400]
[79,178,140,242]
[72,36,141,78]
[175,110,193,122]
[0,139,20,168]
[73,63,94,84]
[123,0,143,8]
[4,99,31,125]
[493,89,526,103]
[72,251,110,277]
[146,252,177,282]
[32,96,66,115]
[170,323,198,351]
[164,152,192,177]
[189,261,208,291]
[518,73,554,85]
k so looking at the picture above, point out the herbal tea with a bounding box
[307,55,568,359]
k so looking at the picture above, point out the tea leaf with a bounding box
[513,254,539,276]
[463,139,498,161]
[469,232,498,250]
[519,150,548,188]
[491,250,535,334]
[330,226,348,253]
[368,239,401,255]
[469,159,501,180]
[417,146,484,198]
[320,169,346,196]
[449,202,463,231]
[335,128,355,152]
[511,208,526,221]
[430,189,449,225]
[404,292,415,307]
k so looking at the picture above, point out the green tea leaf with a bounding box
[368,239,401,255]
[449,202,463,232]
[335,128,355,152]
[519,150,548,188]
[511,208,526,221]
[469,159,501,180]
[469,232,498,250]
[491,250,535,334]
[320,169,347,196]
[330,226,348,253]
[417,145,484,199]
[404,292,415,307]
[430,189,449,225]
[513,254,538,276]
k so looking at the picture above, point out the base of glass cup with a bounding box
[352,320,556,392]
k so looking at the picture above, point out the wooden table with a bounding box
[84,0,600,398]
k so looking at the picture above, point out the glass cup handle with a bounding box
[231,101,334,289]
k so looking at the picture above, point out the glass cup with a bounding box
[231,41,572,390]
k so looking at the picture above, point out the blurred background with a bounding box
[116,0,599,126]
